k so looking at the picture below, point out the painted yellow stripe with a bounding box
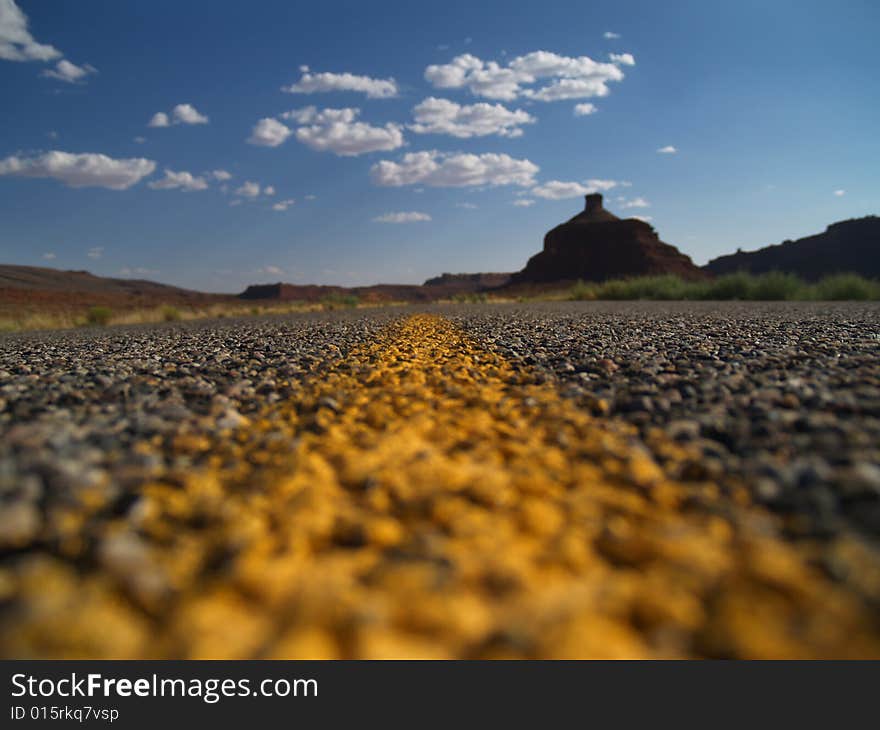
[2,314,878,658]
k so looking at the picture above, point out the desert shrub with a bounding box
[86,306,113,326]
[701,271,755,300]
[812,273,880,301]
[748,271,804,300]
[320,294,360,310]
[161,305,181,322]
[250,306,262,316]
[569,280,597,300]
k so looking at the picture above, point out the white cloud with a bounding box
[410,97,535,138]
[171,103,208,124]
[247,117,292,147]
[259,265,284,275]
[425,50,630,102]
[0,150,156,190]
[513,199,535,207]
[304,194,317,200]
[234,181,274,199]
[0,0,61,62]
[631,215,653,222]
[371,150,538,188]
[657,145,677,154]
[573,103,597,116]
[603,31,621,40]
[530,178,620,200]
[272,198,295,211]
[235,181,261,198]
[87,246,103,260]
[133,136,146,144]
[41,252,56,260]
[41,59,96,83]
[147,168,209,192]
[282,69,398,98]
[149,103,208,128]
[148,112,169,128]
[609,53,635,66]
[620,196,650,209]
[834,189,846,197]
[372,211,432,223]
[456,202,478,209]
[211,169,232,181]
[282,106,404,156]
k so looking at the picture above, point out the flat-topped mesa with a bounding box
[511,196,706,284]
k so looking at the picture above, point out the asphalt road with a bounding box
[1,302,878,658]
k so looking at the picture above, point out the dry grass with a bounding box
[0,298,415,334]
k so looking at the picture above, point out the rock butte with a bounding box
[512,193,706,284]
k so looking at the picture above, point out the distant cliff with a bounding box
[705,216,880,280]
[422,272,511,289]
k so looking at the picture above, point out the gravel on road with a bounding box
[0,302,878,658]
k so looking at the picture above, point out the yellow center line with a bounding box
[2,314,878,658]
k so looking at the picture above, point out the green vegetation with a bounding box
[320,293,360,310]
[161,305,182,322]
[86,306,113,326]
[569,272,880,301]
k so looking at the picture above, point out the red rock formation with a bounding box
[704,216,880,281]
[512,194,705,283]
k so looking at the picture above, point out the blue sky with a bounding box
[1,0,877,292]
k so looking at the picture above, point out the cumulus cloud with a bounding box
[304,194,317,200]
[41,252,56,260]
[172,103,208,124]
[41,58,97,83]
[282,68,398,98]
[247,117,292,147]
[148,103,208,127]
[147,168,209,192]
[620,196,650,209]
[424,50,631,102]
[573,103,597,116]
[87,246,103,259]
[281,107,404,156]
[530,178,620,200]
[234,181,274,199]
[371,151,538,188]
[657,145,677,154]
[372,211,432,223]
[133,136,146,144]
[272,198,295,211]
[211,169,232,181]
[603,31,621,40]
[148,112,170,128]
[513,199,535,207]
[609,53,635,66]
[0,0,61,62]
[258,265,284,275]
[0,150,156,190]
[631,215,653,222]
[834,189,846,197]
[410,97,535,138]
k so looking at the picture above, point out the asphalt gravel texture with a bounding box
[1,301,879,649]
